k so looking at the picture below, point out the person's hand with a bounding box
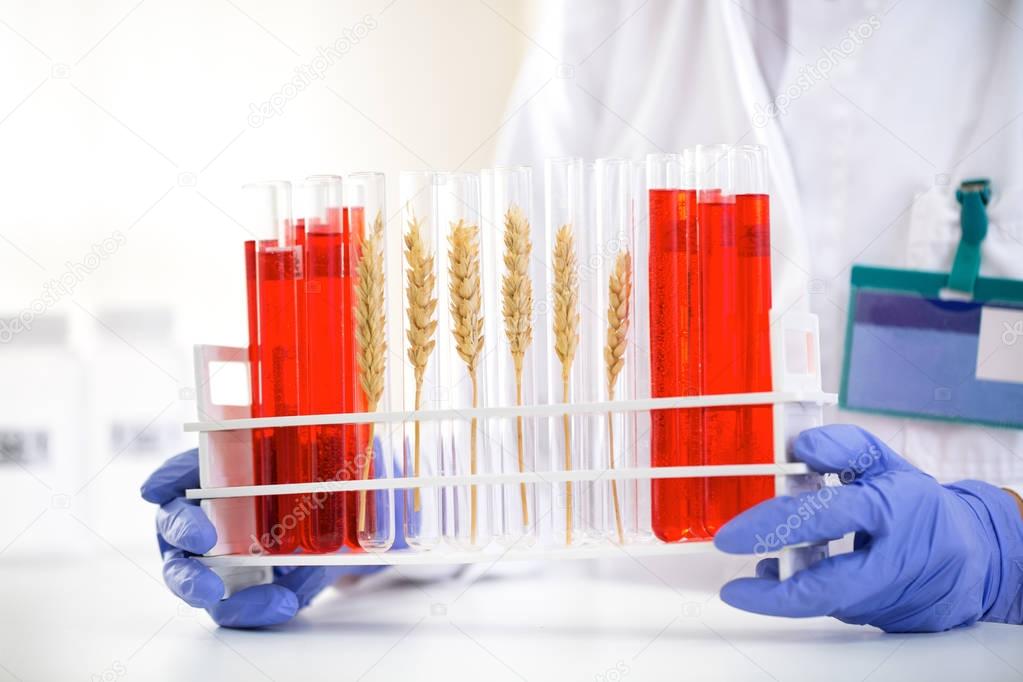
[141,449,384,628]
[714,424,1023,632]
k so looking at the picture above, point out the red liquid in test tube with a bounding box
[258,235,310,553]
[696,149,744,533]
[303,181,348,553]
[244,182,311,554]
[701,146,775,533]
[735,189,774,511]
[244,240,276,551]
[647,152,708,542]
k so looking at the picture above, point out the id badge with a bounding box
[840,266,1023,428]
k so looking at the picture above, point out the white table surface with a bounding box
[3,543,1022,682]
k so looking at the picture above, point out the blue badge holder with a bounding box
[840,179,1023,428]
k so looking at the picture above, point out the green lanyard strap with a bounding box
[947,178,991,297]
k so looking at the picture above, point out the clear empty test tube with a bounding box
[696,144,742,536]
[731,146,775,516]
[242,180,310,555]
[647,152,707,543]
[437,172,491,551]
[399,171,443,550]
[347,172,395,553]
[481,166,538,548]
[545,157,585,547]
[593,158,636,545]
[627,159,653,543]
[299,175,347,553]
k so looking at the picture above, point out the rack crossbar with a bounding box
[186,462,811,500]
[185,391,837,433]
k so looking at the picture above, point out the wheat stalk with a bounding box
[501,205,533,528]
[604,250,632,544]
[405,213,438,513]
[356,211,387,533]
[449,219,484,545]
[552,223,579,545]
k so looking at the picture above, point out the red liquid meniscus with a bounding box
[648,188,707,542]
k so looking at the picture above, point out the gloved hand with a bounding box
[141,449,388,628]
[715,424,1023,632]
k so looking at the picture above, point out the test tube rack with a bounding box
[185,309,834,590]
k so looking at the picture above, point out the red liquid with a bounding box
[247,229,310,554]
[304,208,348,552]
[648,189,707,542]
[699,194,744,534]
[244,241,273,552]
[736,194,774,509]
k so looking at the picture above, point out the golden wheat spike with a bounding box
[448,220,485,374]
[604,249,632,544]
[552,223,579,545]
[501,205,534,528]
[405,213,437,513]
[356,211,386,533]
[449,219,484,545]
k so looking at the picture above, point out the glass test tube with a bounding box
[347,172,395,552]
[732,147,775,516]
[400,171,443,550]
[481,166,538,547]
[437,172,490,550]
[627,159,653,543]
[593,158,636,545]
[243,180,310,554]
[299,175,347,553]
[647,152,707,543]
[696,144,742,535]
[545,157,585,546]
[574,160,604,544]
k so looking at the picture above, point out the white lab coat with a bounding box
[493,0,1023,489]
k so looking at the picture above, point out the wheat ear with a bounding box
[405,213,438,513]
[356,211,387,533]
[501,205,533,528]
[449,219,484,545]
[604,250,632,544]
[552,223,579,545]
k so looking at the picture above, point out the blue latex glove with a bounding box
[715,424,1023,632]
[141,449,390,628]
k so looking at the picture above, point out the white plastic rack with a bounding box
[185,310,835,590]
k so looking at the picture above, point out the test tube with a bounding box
[400,171,443,550]
[437,172,491,551]
[299,175,346,553]
[481,166,538,547]
[347,172,395,553]
[545,157,585,546]
[696,144,742,535]
[646,152,706,543]
[627,158,653,543]
[593,158,635,545]
[732,146,775,514]
[243,180,310,554]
